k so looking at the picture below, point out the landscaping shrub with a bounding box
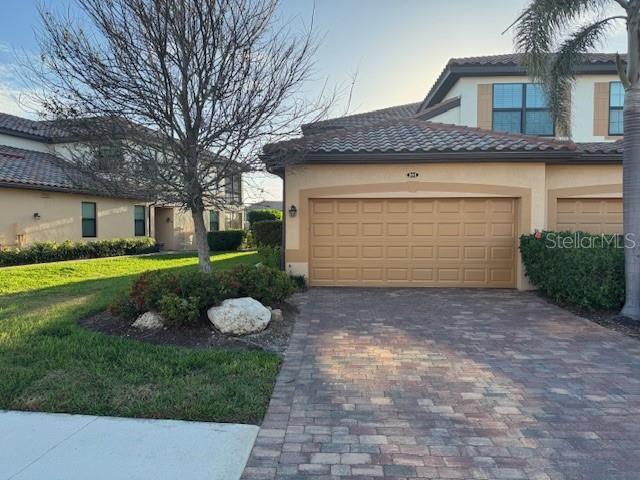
[110,263,296,325]
[257,245,281,269]
[207,230,246,251]
[289,274,307,291]
[127,270,225,316]
[520,231,624,311]
[158,294,200,326]
[247,208,282,227]
[223,264,296,305]
[253,220,282,247]
[0,237,158,267]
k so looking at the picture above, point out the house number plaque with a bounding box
[406,171,419,178]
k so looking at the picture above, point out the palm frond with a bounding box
[514,0,610,78]
[546,17,622,135]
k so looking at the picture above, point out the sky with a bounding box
[0,0,628,203]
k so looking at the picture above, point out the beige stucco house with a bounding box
[0,115,244,250]
[265,53,624,290]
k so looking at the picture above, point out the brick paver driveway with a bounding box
[242,289,640,480]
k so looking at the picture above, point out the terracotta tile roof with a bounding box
[577,141,624,154]
[266,119,577,155]
[0,144,148,198]
[0,145,79,190]
[0,113,68,141]
[301,102,421,135]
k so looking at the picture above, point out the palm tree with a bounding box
[512,0,640,319]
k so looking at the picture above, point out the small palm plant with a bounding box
[512,0,640,319]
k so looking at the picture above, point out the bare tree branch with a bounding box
[29,0,334,272]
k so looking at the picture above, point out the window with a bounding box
[81,202,97,238]
[209,211,219,232]
[492,83,554,136]
[609,81,624,136]
[95,141,124,171]
[225,174,242,203]
[225,211,243,230]
[134,205,146,236]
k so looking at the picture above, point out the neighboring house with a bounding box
[0,113,244,250]
[264,53,624,290]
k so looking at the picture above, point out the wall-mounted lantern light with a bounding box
[33,213,41,220]
[288,205,297,218]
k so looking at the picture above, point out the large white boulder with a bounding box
[207,297,271,335]
[132,311,164,330]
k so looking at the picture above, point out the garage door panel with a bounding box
[387,246,409,258]
[362,223,384,236]
[384,223,406,236]
[412,200,434,213]
[337,200,359,214]
[309,198,516,287]
[556,198,622,235]
[337,223,358,236]
[412,223,434,236]
[438,223,460,236]
[362,200,384,214]
[412,246,434,258]
[464,223,487,237]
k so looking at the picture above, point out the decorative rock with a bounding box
[270,308,284,322]
[132,311,164,330]
[207,297,271,335]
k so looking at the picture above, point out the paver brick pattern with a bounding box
[241,288,640,480]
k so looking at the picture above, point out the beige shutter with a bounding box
[477,84,493,130]
[593,82,610,137]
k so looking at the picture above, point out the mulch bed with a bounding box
[80,303,297,354]
[536,293,640,340]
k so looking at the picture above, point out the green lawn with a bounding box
[0,251,281,424]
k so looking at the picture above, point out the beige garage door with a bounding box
[309,198,516,288]
[556,198,622,234]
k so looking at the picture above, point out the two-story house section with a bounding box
[265,53,625,289]
[0,112,244,249]
[416,53,624,142]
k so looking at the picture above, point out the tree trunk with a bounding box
[191,207,212,273]
[621,86,640,320]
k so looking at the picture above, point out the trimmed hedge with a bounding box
[0,237,158,267]
[253,220,282,247]
[520,231,624,310]
[247,209,282,227]
[207,230,246,251]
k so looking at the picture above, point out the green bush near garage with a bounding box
[253,220,282,247]
[520,231,624,311]
[0,237,158,267]
[207,229,246,251]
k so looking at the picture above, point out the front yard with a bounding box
[0,251,281,424]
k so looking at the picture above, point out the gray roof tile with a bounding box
[0,113,68,140]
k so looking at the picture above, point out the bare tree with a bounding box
[32,0,330,272]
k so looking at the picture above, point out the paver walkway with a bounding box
[242,288,640,480]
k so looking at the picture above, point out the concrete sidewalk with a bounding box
[1,410,258,480]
